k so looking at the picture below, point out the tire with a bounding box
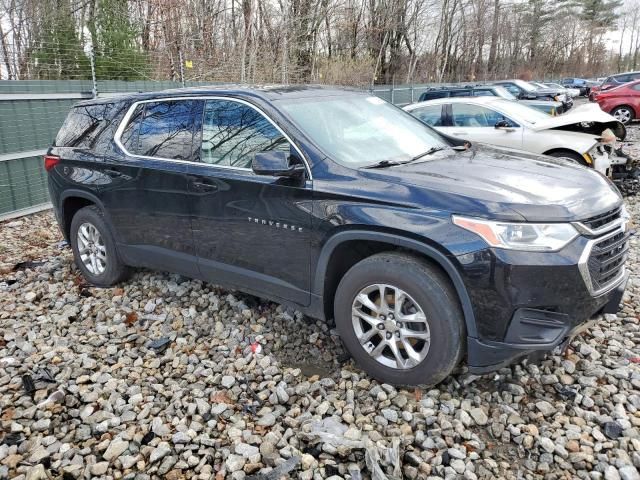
[547,150,589,167]
[333,252,465,386]
[69,205,129,287]
[611,105,635,125]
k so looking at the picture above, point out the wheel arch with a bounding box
[59,190,107,241]
[313,230,478,338]
[611,104,636,119]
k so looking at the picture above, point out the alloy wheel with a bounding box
[614,108,632,124]
[77,222,107,275]
[351,284,431,370]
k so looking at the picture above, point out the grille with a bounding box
[587,230,629,292]
[580,207,621,232]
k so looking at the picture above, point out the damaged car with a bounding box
[405,97,629,175]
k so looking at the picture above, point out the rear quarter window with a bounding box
[55,103,119,149]
[419,91,448,101]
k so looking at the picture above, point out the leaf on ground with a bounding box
[125,312,138,326]
[413,388,422,402]
[210,391,232,404]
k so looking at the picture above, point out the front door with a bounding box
[188,98,313,305]
[438,103,523,150]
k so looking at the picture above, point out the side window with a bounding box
[134,100,198,160]
[120,104,144,153]
[503,84,521,96]
[615,74,631,83]
[473,89,495,97]
[56,103,118,149]
[450,90,471,97]
[632,83,640,91]
[410,105,444,127]
[201,100,290,168]
[419,91,447,101]
[452,104,516,127]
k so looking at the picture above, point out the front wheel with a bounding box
[334,252,465,386]
[547,150,589,167]
[611,106,635,124]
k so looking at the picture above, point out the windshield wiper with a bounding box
[363,147,447,169]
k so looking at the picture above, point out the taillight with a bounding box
[44,154,60,172]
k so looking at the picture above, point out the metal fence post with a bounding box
[390,84,395,104]
[89,47,98,98]
[411,84,414,103]
[178,50,185,88]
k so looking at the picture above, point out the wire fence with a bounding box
[0,39,576,220]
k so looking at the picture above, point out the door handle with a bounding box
[103,168,123,177]
[192,181,218,192]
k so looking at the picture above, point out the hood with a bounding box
[530,87,562,96]
[361,145,621,222]
[529,102,625,139]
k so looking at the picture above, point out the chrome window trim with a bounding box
[113,96,312,179]
[577,226,627,297]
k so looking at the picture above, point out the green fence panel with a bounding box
[0,155,49,217]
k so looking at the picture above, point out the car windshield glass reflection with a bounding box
[280,95,448,168]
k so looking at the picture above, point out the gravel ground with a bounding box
[1,137,640,480]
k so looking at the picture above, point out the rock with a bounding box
[150,442,171,463]
[619,466,640,480]
[91,462,109,476]
[103,438,129,461]
[25,464,47,480]
[604,421,624,439]
[470,407,488,425]
[538,437,555,453]
[221,376,236,388]
[381,408,399,423]
[225,454,246,472]
[257,413,276,427]
[536,401,556,416]
[24,292,37,302]
[172,431,191,444]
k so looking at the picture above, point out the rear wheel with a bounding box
[70,206,129,286]
[334,252,465,386]
[611,105,635,124]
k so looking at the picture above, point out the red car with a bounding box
[594,79,640,124]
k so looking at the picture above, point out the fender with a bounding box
[313,230,478,338]
[59,189,119,242]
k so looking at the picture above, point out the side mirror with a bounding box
[525,93,537,100]
[252,151,305,177]
[495,120,515,132]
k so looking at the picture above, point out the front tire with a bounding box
[611,105,635,124]
[334,252,465,386]
[547,150,589,167]
[70,205,129,287]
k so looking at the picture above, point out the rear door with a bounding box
[438,103,523,149]
[407,104,446,128]
[101,99,202,276]
[188,98,313,305]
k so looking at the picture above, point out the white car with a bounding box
[404,97,620,174]
[541,82,581,98]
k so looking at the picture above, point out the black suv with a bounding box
[47,86,629,386]
[493,79,573,110]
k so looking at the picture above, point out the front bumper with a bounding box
[456,226,629,373]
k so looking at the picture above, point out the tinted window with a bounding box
[410,105,444,126]
[201,100,290,168]
[450,90,471,97]
[419,91,448,101]
[473,89,496,97]
[452,104,515,127]
[56,103,118,148]
[133,101,198,160]
[615,74,632,83]
[501,84,521,96]
[632,83,640,91]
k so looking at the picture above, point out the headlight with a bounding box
[452,216,578,251]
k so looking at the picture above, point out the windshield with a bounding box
[492,86,517,100]
[279,95,448,168]
[514,80,536,92]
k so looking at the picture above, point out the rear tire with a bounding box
[333,252,465,386]
[547,150,589,167]
[611,105,635,124]
[70,205,129,287]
